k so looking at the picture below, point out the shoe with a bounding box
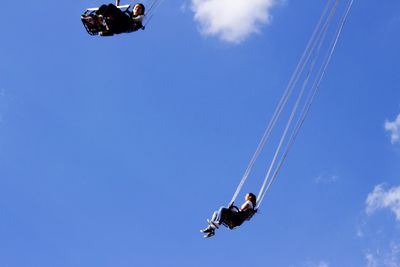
[82,16,95,25]
[204,230,215,238]
[97,15,109,29]
[200,226,213,233]
[97,15,104,24]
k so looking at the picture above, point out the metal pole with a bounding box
[115,0,120,6]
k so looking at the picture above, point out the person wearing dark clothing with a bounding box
[200,193,257,238]
[96,3,144,35]
[82,3,145,36]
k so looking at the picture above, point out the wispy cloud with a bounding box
[295,260,330,267]
[385,114,400,144]
[366,253,378,267]
[316,262,329,267]
[365,243,400,267]
[366,184,400,221]
[356,221,365,238]
[191,0,279,43]
[314,174,339,184]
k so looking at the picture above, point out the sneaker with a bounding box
[82,16,95,26]
[203,230,215,238]
[97,15,109,29]
[200,226,212,233]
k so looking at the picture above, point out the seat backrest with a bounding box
[221,208,257,229]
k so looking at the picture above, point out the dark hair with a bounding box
[245,193,256,208]
[134,3,145,15]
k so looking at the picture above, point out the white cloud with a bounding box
[365,243,400,267]
[366,184,400,221]
[191,0,279,43]
[363,185,400,266]
[385,114,400,144]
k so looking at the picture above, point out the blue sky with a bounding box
[0,0,400,266]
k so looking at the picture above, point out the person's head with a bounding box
[133,3,145,16]
[245,193,256,207]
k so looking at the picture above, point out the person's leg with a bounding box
[200,207,225,235]
[103,4,123,18]
[201,208,220,232]
[215,207,229,224]
[211,210,218,222]
[100,4,129,33]
[96,4,108,15]
[91,4,110,31]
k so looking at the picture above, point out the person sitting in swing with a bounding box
[82,2,145,36]
[200,193,257,238]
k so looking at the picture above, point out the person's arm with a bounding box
[132,15,144,23]
[240,201,251,211]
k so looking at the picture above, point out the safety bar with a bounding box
[86,4,130,11]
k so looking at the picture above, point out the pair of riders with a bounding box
[82,2,145,36]
[201,193,257,238]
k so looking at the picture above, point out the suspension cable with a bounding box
[256,0,354,207]
[229,0,336,206]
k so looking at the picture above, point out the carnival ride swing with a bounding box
[201,0,354,237]
[81,0,164,36]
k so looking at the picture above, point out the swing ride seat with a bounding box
[81,4,135,36]
[220,205,257,230]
